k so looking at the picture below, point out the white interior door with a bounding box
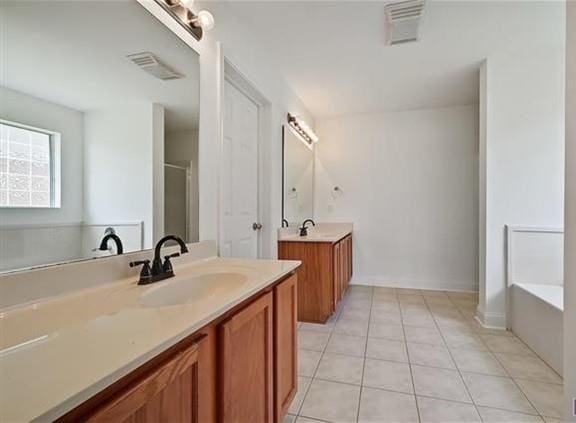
[220,79,259,258]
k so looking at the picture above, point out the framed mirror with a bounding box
[0,0,200,273]
[282,125,314,226]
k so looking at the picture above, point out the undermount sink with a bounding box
[141,272,248,308]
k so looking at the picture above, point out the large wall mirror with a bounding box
[282,125,314,225]
[0,0,200,273]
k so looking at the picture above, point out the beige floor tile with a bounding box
[417,396,481,422]
[339,307,371,322]
[451,349,507,376]
[411,365,472,403]
[370,310,402,325]
[298,330,330,352]
[334,318,369,336]
[326,333,366,357]
[421,289,449,297]
[481,335,536,356]
[398,294,426,304]
[298,349,322,377]
[299,322,334,333]
[283,414,296,423]
[402,313,436,327]
[295,417,324,423]
[366,337,408,362]
[443,332,488,351]
[363,358,413,394]
[495,353,562,384]
[300,379,360,423]
[515,379,564,418]
[358,387,419,423]
[345,298,372,309]
[467,319,515,337]
[315,352,365,385]
[407,342,456,369]
[373,292,399,302]
[461,372,536,414]
[373,286,397,295]
[404,325,444,346]
[397,288,422,295]
[369,322,405,341]
[477,406,543,422]
[371,300,400,312]
[289,376,312,414]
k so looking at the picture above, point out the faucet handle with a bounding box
[163,253,180,274]
[130,260,152,284]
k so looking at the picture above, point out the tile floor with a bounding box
[285,285,563,423]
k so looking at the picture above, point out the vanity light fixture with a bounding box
[156,0,214,41]
[287,113,319,147]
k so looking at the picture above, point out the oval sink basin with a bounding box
[141,272,248,308]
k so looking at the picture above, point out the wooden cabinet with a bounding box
[60,273,298,423]
[279,234,353,323]
[219,292,274,423]
[273,275,298,422]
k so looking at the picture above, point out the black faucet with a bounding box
[282,219,289,228]
[130,235,189,285]
[299,219,316,237]
[99,233,123,255]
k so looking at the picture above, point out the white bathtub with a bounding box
[510,283,563,375]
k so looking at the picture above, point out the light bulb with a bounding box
[195,10,214,30]
[180,0,194,10]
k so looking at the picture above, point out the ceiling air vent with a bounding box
[126,52,183,81]
[384,0,426,46]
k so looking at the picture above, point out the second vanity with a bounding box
[0,242,300,422]
[278,223,353,323]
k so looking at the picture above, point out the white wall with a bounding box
[478,46,566,328]
[315,105,478,291]
[564,1,576,420]
[165,129,199,242]
[83,103,164,249]
[0,87,85,270]
[0,86,84,225]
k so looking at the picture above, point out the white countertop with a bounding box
[278,222,353,243]
[0,256,300,422]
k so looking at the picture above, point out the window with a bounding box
[0,121,60,208]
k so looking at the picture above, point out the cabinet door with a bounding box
[220,292,274,423]
[333,242,341,306]
[86,338,205,423]
[274,275,298,422]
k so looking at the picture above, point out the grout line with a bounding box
[355,286,373,423]
[424,291,485,422]
[399,293,422,423]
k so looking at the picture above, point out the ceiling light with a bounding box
[190,10,215,30]
[157,0,214,41]
[287,113,319,146]
[180,0,194,10]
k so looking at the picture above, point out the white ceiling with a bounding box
[208,0,565,119]
[0,0,200,131]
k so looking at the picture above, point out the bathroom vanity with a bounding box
[278,223,353,323]
[0,243,300,423]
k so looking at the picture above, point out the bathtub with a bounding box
[510,283,563,375]
[506,226,564,376]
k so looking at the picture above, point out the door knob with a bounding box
[252,222,263,230]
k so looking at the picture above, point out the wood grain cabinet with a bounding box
[273,275,298,422]
[60,273,298,423]
[279,234,352,323]
[219,292,274,423]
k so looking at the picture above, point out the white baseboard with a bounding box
[475,307,507,329]
[350,278,478,293]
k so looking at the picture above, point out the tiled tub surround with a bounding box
[287,286,563,423]
[0,242,300,422]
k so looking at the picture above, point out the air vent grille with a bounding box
[126,52,183,81]
[385,0,426,45]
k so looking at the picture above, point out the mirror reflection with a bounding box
[282,125,314,225]
[0,0,200,273]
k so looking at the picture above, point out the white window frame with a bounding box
[0,119,61,209]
